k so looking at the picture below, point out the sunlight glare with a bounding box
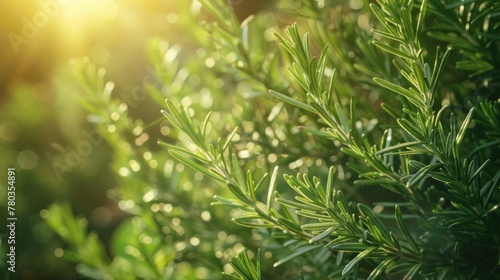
[57,0,120,53]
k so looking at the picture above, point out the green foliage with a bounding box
[45,0,500,279]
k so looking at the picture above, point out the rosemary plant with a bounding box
[46,0,500,279]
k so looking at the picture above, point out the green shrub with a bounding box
[45,0,500,279]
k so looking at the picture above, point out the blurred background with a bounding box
[0,0,273,279]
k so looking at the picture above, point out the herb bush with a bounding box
[45,0,500,279]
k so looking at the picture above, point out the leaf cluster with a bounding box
[46,0,500,279]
